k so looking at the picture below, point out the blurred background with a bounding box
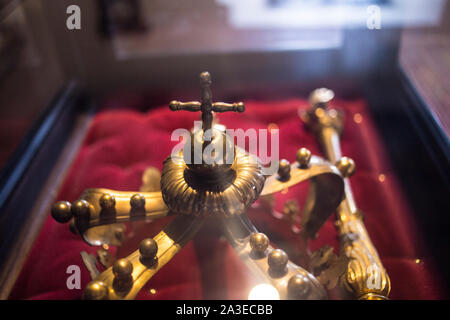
[0,0,448,172]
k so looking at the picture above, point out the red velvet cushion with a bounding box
[9,97,447,299]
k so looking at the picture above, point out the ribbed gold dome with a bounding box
[161,144,265,217]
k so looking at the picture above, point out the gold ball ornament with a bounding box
[139,238,158,260]
[336,157,356,178]
[71,200,90,219]
[296,148,311,168]
[51,201,72,223]
[130,193,145,209]
[113,259,133,280]
[99,193,116,209]
[278,159,291,180]
[200,71,212,85]
[249,233,269,254]
[287,274,311,299]
[268,249,288,274]
[83,281,109,300]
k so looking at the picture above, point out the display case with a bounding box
[0,0,448,300]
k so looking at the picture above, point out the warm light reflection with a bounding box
[268,123,279,133]
[248,284,280,300]
[315,108,325,118]
[353,113,363,124]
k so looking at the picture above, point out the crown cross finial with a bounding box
[169,72,245,150]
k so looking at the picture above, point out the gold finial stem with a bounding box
[320,127,342,163]
[303,88,390,299]
[200,71,213,151]
[318,128,358,214]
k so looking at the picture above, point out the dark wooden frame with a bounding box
[0,82,95,298]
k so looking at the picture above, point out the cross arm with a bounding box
[169,101,201,112]
[212,102,245,113]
